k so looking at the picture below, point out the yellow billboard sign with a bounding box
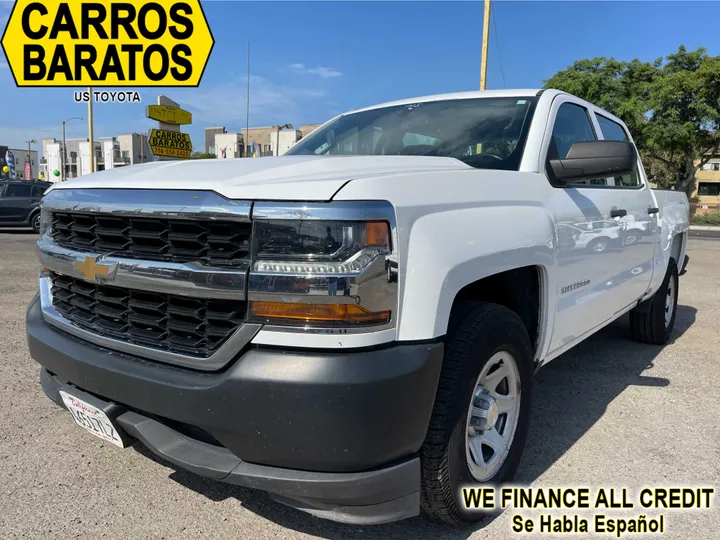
[148,129,192,159]
[1,0,214,87]
[146,105,192,125]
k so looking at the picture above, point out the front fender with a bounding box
[397,204,555,341]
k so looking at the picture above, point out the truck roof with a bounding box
[350,89,553,115]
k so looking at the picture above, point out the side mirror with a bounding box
[549,140,637,184]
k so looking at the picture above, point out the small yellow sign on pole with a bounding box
[146,105,193,125]
[148,129,192,159]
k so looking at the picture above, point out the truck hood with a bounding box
[47,155,471,201]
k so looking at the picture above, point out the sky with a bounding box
[1,0,719,154]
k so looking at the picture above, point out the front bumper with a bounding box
[26,295,443,524]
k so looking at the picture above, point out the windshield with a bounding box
[287,96,536,170]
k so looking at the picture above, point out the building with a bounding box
[691,153,720,213]
[215,132,244,159]
[206,124,316,158]
[117,133,153,165]
[275,129,302,156]
[205,127,226,154]
[0,147,39,179]
[42,134,152,181]
[299,124,322,138]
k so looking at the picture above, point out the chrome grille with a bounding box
[50,212,252,266]
[50,272,247,358]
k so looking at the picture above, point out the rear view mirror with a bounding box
[549,140,637,184]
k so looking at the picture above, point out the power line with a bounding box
[491,5,507,89]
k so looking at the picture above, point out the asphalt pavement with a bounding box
[1,229,718,539]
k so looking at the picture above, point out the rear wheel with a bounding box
[420,302,533,525]
[630,259,678,345]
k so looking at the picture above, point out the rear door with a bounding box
[591,111,656,309]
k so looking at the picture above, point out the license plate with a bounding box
[59,390,126,448]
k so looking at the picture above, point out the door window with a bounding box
[31,185,47,197]
[5,184,32,197]
[596,114,640,187]
[597,115,628,141]
[548,103,605,186]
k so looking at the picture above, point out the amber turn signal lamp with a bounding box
[362,221,390,247]
[250,301,390,326]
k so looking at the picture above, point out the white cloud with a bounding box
[176,74,327,129]
[289,63,343,78]
[307,67,342,78]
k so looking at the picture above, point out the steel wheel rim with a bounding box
[593,241,606,252]
[33,215,41,231]
[665,275,676,327]
[465,350,521,482]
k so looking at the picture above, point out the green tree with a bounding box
[189,152,216,159]
[545,46,720,192]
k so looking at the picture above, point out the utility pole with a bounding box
[88,86,95,173]
[245,42,250,157]
[480,0,491,90]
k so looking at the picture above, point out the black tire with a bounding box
[420,302,533,525]
[30,212,41,234]
[630,259,678,345]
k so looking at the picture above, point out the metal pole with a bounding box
[245,42,250,157]
[480,0,491,90]
[61,122,66,182]
[88,87,94,173]
[141,133,145,163]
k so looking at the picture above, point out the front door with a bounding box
[543,98,653,354]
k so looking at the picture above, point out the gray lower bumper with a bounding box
[28,295,444,524]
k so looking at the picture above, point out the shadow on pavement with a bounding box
[135,305,696,540]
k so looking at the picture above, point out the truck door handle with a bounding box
[647,207,659,215]
[610,209,627,218]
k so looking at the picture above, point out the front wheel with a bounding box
[420,302,533,525]
[630,259,678,345]
[31,213,41,234]
[588,237,609,253]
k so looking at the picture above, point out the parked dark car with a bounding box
[0,181,52,233]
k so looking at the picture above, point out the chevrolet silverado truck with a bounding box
[26,89,690,525]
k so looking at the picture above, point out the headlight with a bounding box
[253,219,391,274]
[248,202,398,332]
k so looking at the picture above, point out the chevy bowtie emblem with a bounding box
[74,256,117,282]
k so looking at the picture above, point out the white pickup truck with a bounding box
[27,89,689,526]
